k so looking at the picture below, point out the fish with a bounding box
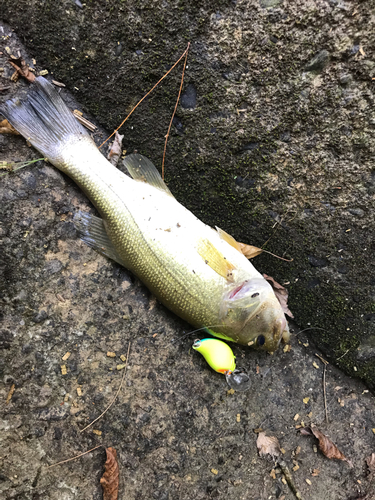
[2,77,290,352]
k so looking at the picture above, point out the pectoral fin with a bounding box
[122,153,174,197]
[216,226,242,252]
[197,238,235,281]
[73,211,127,267]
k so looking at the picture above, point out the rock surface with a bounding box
[1,5,375,500]
[2,0,374,386]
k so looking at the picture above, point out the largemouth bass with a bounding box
[2,77,289,351]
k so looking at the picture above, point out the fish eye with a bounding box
[193,339,201,348]
[256,335,266,346]
[251,292,259,298]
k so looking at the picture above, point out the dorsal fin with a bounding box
[122,153,174,197]
[216,226,242,252]
[197,238,235,282]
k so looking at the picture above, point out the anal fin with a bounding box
[73,211,126,267]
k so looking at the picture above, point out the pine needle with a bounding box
[162,42,190,180]
[99,44,191,150]
[46,445,102,468]
[79,342,131,433]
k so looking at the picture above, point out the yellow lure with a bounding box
[193,338,236,374]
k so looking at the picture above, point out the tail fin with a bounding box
[1,77,88,163]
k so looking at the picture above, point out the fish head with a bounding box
[220,278,289,352]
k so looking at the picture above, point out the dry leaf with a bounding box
[8,57,36,83]
[100,447,119,500]
[0,119,20,135]
[301,425,353,467]
[257,431,281,459]
[108,132,124,166]
[238,242,263,259]
[263,274,294,318]
[366,453,375,473]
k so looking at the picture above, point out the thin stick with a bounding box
[161,42,190,180]
[99,45,190,150]
[80,342,131,433]
[262,249,293,262]
[46,445,102,468]
[278,459,303,500]
[323,364,329,423]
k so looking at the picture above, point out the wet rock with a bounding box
[180,84,197,109]
[348,208,364,217]
[339,74,353,85]
[0,330,13,349]
[308,256,328,268]
[43,259,63,274]
[115,42,124,56]
[32,310,48,323]
[37,406,69,421]
[260,0,282,7]
[305,50,330,72]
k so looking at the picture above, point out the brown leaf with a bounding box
[107,132,124,167]
[100,447,119,500]
[256,431,281,459]
[8,57,36,83]
[0,119,20,135]
[301,425,353,467]
[366,453,375,473]
[263,273,294,318]
[238,242,263,259]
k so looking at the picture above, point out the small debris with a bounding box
[93,429,102,436]
[294,414,300,421]
[270,469,276,479]
[116,364,126,370]
[120,354,126,362]
[61,365,67,375]
[39,69,49,76]
[52,80,66,87]
[6,384,15,404]
[108,132,124,167]
[303,397,310,404]
[281,476,287,485]
[313,362,320,369]
[236,413,241,423]
[77,387,83,397]
[73,110,97,132]
[312,469,320,476]
[107,352,116,358]
[0,119,20,135]
[8,57,36,82]
[305,478,312,485]
[283,344,291,353]
[64,393,70,402]
[211,468,218,475]
[257,432,281,458]
[62,352,71,361]
[227,388,235,395]
[293,464,300,472]
[295,446,301,456]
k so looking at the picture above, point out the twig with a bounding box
[99,45,191,150]
[323,364,328,423]
[46,445,102,468]
[278,459,303,500]
[161,42,190,180]
[262,249,293,262]
[315,354,329,424]
[80,342,131,433]
[6,384,15,404]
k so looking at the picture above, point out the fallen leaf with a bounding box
[100,447,119,500]
[366,453,375,473]
[238,242,263,259]
[0,119,20,135]
[8,57,35,82]
[301,425,353,467]
[257,431,281,459]
[6,384,15,404]
[263,274,294,318]
[108,132,124,167]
